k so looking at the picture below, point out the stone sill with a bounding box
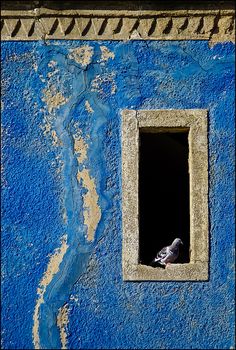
[123,262,209,281]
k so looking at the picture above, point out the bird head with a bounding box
[172,238,183,246]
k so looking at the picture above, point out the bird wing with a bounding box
[162,247,179,264]
[155,246,169,261]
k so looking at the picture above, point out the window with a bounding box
[139,130,190,266]
[122,109,208,281]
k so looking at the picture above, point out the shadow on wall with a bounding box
[1,0,235,11]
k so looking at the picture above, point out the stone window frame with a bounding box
[121,109,209,281]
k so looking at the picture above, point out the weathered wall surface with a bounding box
[1,39,235,349]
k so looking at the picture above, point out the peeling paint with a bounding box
[33,46,101,347]
[47,68,60,78]
[69,46,94,67]
[100,46,115,63]
[48,60,57,68]
[42,86,68,114]
[57,304,69,350]
[73,128,88,164]
[85,100,94,114]
[51,155,64,176]
[32,235,68,349]
[51,129,63,147]
[91,73,117,95]
[72,123,101,242]
[77,168,101,242]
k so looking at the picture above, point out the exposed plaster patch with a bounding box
[33,235,68,349]
[40,65,69,147]
[48,60,57,68]
[73,128,88,164]
[77,169,101,241]
[85,100,94,114]
[40,116,64,150]
[91,73,117,95]
[51,155,64,176]
[100,46,115,64]
[7,52,34,62]
[51,130,63,147]
[72,127,101,241]
[47,69,60,78]
[40,60,68,113]
[40,70,66,147]
[42,86,68,114]
[57,304,69,350]
[40,118,51,136]
[69,46,94,67]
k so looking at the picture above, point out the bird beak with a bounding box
[180,240,183,245]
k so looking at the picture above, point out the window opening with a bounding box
[139,130,190,267]
[121,109,208,281]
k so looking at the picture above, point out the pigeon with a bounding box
[151,238,183,268]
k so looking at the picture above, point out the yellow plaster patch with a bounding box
[57,304,69,350]
[33,235,68,349]
[55,155,64,174]
[47,69,60,78]
[40,61,69,148]
[40,116,63,149]
[69,46,94,67]
[7,52,34,63]
[40,120,51,139]
[42,86,68,114]
[73,130,101,241]
[100,46,115,63]
[73,128,88,164]
[91,73,116,95]
[85,100,94,114]
[51,130,63,147]
[77,168,101,241]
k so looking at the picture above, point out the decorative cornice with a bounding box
[1,7,235,42]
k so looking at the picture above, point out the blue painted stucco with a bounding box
[1,40,235,349]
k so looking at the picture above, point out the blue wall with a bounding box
[1,40,235,349]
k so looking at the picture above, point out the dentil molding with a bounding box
[1,4,235,42]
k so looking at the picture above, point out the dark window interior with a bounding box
[139,130,190,266]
